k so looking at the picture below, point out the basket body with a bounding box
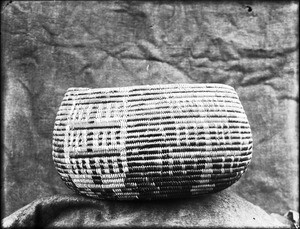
[52,84,252,200]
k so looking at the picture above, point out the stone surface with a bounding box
[2,1,298,218]
[2,191,288,228]
[271,213,296,229]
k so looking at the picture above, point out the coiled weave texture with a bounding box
[52,84,253,200]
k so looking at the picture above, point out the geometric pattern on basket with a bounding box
[52,84,253,200]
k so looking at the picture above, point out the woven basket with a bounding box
[52,84,252,200]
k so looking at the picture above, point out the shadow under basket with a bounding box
[52,83,253,200]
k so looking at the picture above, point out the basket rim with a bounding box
[66,83,235,93]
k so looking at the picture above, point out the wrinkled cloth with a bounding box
[2,0,298,218]
[2,190,288,228]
